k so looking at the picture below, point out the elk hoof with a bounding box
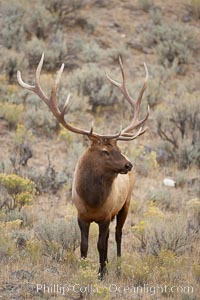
[98,266,108,280]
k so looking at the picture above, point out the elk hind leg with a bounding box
[115,200,130,276]
[115,200,130,257]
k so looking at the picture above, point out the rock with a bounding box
[163,178,176,187]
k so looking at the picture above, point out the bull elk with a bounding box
[17,54,149,279]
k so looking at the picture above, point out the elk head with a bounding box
[86,137,133,175]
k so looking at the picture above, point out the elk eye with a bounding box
[102,150,110,156]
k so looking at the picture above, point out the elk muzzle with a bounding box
[119,161,133,174]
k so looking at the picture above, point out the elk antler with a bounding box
[106,57,149,141]
[17,53,122,140]
[17,54,149,142]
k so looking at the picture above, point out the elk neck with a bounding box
[75,148,118,207]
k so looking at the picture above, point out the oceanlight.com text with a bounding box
[36,283,194,296]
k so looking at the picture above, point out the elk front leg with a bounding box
[78,218,90,258]
[97,220,110,280]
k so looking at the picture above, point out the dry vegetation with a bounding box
[0,0,200,299]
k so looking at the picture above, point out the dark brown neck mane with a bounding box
[76,149,117,207]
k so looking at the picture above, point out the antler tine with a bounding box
[90,121,94,135]
[121,103,150,135]
[106,57,149,140]
[61,93,71,117]
[106,56,135,107]
[35,52,44,87]
[34,53,49,103]
[49,62,65,118]
[120,61,149,136]
[17,70,34,90]
[118,56,136,106]
[17,54,125,140]
[135,104,150,128]
[17,53,49,104]
[89,125,123,140]
[117,126,148,141]
[131,62,148,124]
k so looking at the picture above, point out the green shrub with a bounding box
[145,77,163,108]
[0,102,23,129]
[80,42,128,65]
[0,49,28,83]
[187,198,200,230]
[0,186,13,210]
[132,210,197,255]
[60,0,90,28]
[193,264,200,283]
[73,259,98,298]
[25,30,81,71]
[44,0,88,27]
[24,37,46,68]
[44,0,65,14]
[0,1,25,50]
[0,208,27,225]
[145,216,196,255]
[8,124,33,173]
[25,31,69,71]
[35,217,80,260]
[63,35,84,69]
[82,41,104,63]
[0,174,36,210]
[104,46,128,64]
[145,21,199,66]
[149,7,163,25]
[178,140,200,170]
[23,3,53,39]
[128,145,158,176]
[0,1,54,51]
[63,141,85,173]
[137,0,153,12]
[0,226,16,261]
[72,63,120,111]
[58,125,73,145]
[156,92,200,169]
[14,124,33,147]
[0,77,26,106]
[44,0,85,15]
[190,0,200,19]
[25,103,59,134]
[118,249,185,287]
[27,158,68,194]
[26,239,43,263]
[148,188,175,211]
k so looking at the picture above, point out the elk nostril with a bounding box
[125,162,133,170]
